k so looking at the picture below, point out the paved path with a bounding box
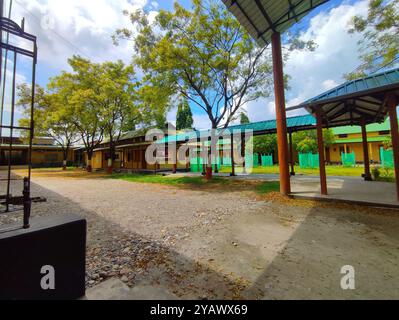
[172,172,399,207]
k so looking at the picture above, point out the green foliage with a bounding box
[383,137,393,150]
[240,112,250,124]
[253,134,277,155]
[114,0,275,129]
[17,83,79,161]
[293,129,335,153]
[347,0,399,79]
[176,97,194,130]
[372,166,381,180]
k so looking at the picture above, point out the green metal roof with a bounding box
[290,67,399,127]
[223,0,328,47]
[157,115,316,144]
[304,68,399,105]
[227,114,315,133]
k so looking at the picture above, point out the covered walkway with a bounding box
[224,0,399,203]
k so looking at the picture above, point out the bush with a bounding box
[372,167,381,180]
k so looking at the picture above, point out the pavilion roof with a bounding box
[222,0,328,47]
[289,67,399,127]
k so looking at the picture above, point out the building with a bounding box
[328,119,393,164]
[0,136,74,169]
[86,125,189,172]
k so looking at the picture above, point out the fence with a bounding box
[190,156,221,172]
[341,152,356,167]
[261,155,274,167]
[380,148,394,168]
[299,153,319,169]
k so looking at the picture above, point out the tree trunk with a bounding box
[87,152,93,173]
[63,149,68,171]
[108,142,115,174]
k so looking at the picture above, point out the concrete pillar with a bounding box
[387,93,399,201]
[272,32,291,195]
[316,109,328,195]
[361,121,372,181]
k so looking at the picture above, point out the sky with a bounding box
[2,0,371,131]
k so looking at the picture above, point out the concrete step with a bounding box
[85,278,179,300]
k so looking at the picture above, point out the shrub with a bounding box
[372,167,381,180]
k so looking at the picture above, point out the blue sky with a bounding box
[4,0,371,131]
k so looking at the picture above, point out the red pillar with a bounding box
[361,120,372,181]
[316,109,328,195]
[272,32,291,195]
[387,94,399,201]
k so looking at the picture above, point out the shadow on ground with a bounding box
[1,172,399,300]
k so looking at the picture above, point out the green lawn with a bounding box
[111,173,229,186]
[220,165,367,177]
[111,173,280,194]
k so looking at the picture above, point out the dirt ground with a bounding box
[1,169,399,300]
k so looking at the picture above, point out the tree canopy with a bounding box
[176,98,194,130]
[240,112,250,125]
[347,0,399,79]
[114,0,276,130]
[293,129,335,154]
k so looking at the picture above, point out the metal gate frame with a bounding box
[0,0,39,230]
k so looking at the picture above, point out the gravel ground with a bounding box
[1,170,399,299]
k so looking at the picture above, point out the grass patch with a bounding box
[111,173,280,194]
[111,173,229,187]
[254,181,280,194]
[220,165,368,177]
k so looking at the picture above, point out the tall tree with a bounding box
[240,112,250,124]
[17,84,79,169]
[176,98,194,130]
[49,56,106,172]
[347,0,399,79]
[253,134,277,155]
[293,129,335,154]
[99,61,140,172]
[114,0,275,130]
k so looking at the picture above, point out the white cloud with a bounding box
[246,0,370,122]
[11,0,157,71]
[322,79,339,90]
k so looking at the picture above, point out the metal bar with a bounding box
[6,50,16,212]
[0,16,37,41]
[28,42,37,183]
[0,125,31,130]
[0,43,35,58]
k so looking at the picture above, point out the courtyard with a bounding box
[1,168,399,299]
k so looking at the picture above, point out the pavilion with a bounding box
[223,0,399,201]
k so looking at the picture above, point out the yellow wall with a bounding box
[328,130,387,164]
[31,149,74,166]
